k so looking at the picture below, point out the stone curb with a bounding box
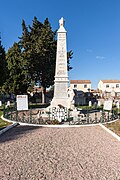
[0,116,19,136]
[99,124,120,142]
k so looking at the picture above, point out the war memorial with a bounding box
[0,18,120,180]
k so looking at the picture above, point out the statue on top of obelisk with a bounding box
[59,17,64,26]
[57,17,66,33]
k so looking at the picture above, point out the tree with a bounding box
[5,42,29,95]
[67,50,73,71]
[19,17,73,102]
[0,36,7,88]
[20,17,57,102]
[33,18,57,102]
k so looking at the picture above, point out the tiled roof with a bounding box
[70,80,91,84]
[91,89,102,93]
[101,80,120,83]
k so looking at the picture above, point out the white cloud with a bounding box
[96,56,105,60]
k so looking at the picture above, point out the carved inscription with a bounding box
[57,32,66,75]
[59,33,66,38]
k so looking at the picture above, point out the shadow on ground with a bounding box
[0,125,42,143]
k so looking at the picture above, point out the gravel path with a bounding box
[0,125,120,180]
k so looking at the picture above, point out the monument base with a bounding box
[50,97,75,110]
[51,97,69,108]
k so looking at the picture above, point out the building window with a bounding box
[116,84,119,88]
[106,84,109,88]
[84,84,87,88]
[74,84,77,89]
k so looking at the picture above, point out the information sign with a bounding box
[17,95,28,111]
[103,100,112,111]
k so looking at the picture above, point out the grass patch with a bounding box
[105,119,120,136]
[0,110,12,128]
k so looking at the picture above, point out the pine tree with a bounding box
[38,18,57,102]
[19,17,57,102]
[0,35,7,88]
[5,42,29,95]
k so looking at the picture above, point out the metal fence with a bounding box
[68,110,119,125]
[3,105,120,125]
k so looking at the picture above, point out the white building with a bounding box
[98,80,120,97]
[70,80,92,92]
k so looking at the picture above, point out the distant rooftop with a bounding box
[100,80,120,83]
[70,80,91,84]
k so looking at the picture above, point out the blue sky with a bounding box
[0,0,120,89]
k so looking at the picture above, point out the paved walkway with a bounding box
[0,125,120,180]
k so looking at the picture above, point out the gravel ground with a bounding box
[0,125,120,180]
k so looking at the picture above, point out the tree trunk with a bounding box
[42,87,46,103]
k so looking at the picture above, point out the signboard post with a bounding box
[17,95,28,111]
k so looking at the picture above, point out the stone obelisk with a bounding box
[51,17,69,108]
